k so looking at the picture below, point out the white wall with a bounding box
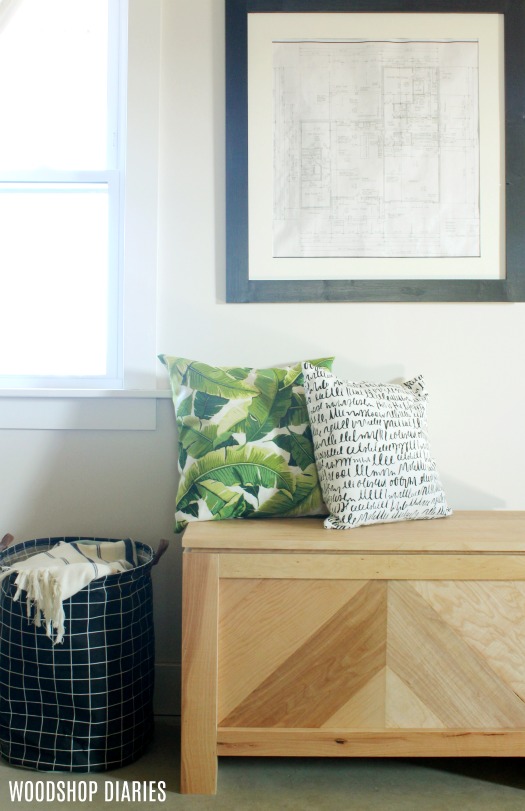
[157,0,524,511]
[1,0,524,715]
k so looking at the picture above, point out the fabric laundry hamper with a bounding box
[0,536,155,772]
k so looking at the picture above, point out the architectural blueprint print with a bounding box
[273,40,480,259]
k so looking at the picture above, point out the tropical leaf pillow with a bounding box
[159,355,334,532]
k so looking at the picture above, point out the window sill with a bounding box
[0,389,172,430]
[0,388,172,399]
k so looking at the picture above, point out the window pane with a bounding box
[0,0,109,171]
[0,186,109,376]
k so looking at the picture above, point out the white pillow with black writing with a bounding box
[302,363,452,529]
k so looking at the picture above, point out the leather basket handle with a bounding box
[152,538,169,566]
[0,534,15,552]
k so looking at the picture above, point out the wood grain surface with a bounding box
[180,551,219,794]
[184,512,525,552]
[219,553,525,580]
[217,728,525,758]
[218,578,525,731]
[182,512,525,794]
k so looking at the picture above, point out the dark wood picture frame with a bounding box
[225,0,525,302]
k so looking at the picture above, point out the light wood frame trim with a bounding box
[182,512,525,552]
[219,553,525,580]
[180,551,219,794]
[217,727,525,757]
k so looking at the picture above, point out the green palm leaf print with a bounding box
[254,467,324,518]
[183,361,257,399]
[177,446,295,513]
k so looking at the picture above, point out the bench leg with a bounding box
[180,550,219,794]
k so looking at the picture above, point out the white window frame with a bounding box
[0,0,166,429]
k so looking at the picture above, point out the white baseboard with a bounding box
[153,662,181,716]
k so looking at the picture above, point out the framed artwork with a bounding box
[225,0,525,302]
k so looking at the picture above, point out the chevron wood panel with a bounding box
[388,581,525,728]
[385,667,445,729]
[218,579,525,730]
[322,668,386,729]
[218,579,368,721]
[219,580,387,727]
[411,581,525,701]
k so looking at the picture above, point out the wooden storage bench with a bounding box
[180,511,525,794]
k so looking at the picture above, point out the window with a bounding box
[0,0,126,390]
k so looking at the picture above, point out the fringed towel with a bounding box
[0,539,138,644]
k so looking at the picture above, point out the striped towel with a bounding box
[0,540,138,644]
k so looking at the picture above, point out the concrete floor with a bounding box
[1,718,525,810]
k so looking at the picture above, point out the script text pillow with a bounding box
[302,363,451,529]
[160,355,334,532]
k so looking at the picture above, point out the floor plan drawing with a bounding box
[273,40,480,259]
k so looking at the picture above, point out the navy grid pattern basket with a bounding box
[0,537,155,772]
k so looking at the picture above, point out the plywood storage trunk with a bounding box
[180,511,525,794]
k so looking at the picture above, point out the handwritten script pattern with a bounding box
[303,364,451,529]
